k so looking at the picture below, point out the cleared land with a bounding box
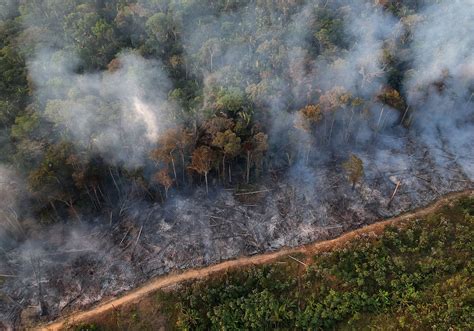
[39,189,473,330]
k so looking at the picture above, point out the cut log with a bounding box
[288,255,308,267]
[235,189,269,196]
[387,181,401,208]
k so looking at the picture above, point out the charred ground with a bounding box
[0,0,473,329]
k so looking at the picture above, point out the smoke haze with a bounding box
[0,0,472,327]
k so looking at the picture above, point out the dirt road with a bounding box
[38,189,473,330]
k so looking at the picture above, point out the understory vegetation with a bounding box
[75,196,474,330]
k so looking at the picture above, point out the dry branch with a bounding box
[135,226,144,246]
[387,181,401,207]
[119,228,131,246]
[235,189,270,196]
[288,255,308,267]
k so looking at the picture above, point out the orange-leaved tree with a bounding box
[189,146,214,195]
[153,168,173,199]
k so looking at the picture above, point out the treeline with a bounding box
[0,0,429,222]
[75,197,474,330]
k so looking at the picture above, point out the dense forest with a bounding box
[75,196,474,330]
[0,0,471,223]
[0,0,473,328]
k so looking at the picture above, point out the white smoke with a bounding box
[406,0,474,180]
[29,50,175,167]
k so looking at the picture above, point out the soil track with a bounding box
[38,189,473,331]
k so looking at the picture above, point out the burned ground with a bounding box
[1,127,472,329]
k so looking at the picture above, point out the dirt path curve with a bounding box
[38,189,473,331]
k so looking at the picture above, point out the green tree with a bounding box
[145,12,174,44]
[64,10,119,69]
[28,142,80,221]
[198,38,222,72]
[212,129,241,183]
[343,154,364,190]
[242,131,268,183]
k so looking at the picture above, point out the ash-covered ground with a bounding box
[2,1,474,329]
[1,127,472,329]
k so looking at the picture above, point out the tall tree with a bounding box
[151,127,194,186]
[242,131,268,184]
[320,87,351,142]
[153,168,173,199]
[28,142,81,221]
[294,104,323,162]
[212,129,241,183]
[189,146,214,195]
[198,38,222,72]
